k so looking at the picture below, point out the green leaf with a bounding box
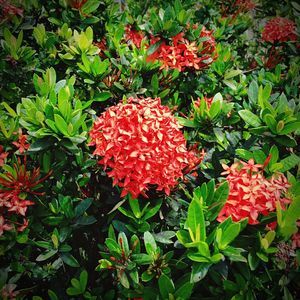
[36,249,57,261]
[187,191,205,242]
[280,122,300,135]
[174,280,194,299]
[176,117,197,128]
[292,1,300,11]
[118,232,130,257]
[93,92,112,102]
[147,41,162,55]
[128,198,141,218]
[153,231,176,244]
[66,286,81,296]
[224,69,242,80]
[219,223,241,250]
[279,154,300,172]
[207,181,229,221]
[262,84,272,103]
[274,135,297,147]
[119,271,130,289]
[48,290,58,300]
[79,270,88,292]
[263,114,277,133]
[253,150,266,165]
[248,252,260,271]
[61,253,80,267]
[223,79,237,91]
[131,254,152,265]
[141,271,155,282]
[239,110,262,127]
[151,73,159,95]
[158,274,175,299]
[248,80,258,105]
[54,114,69,136]
[75,198,93,217]
[143,199,162,220]
[191,263,211,283]
[158,88,170,99]
[35,241,52,249]
[144,231,157,255]
[222,246,247,262]
[235,149,253,161]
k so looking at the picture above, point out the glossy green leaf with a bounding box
[239,110,262,127]
[144,231,157,255]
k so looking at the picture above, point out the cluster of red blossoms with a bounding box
[147,26,217,72]
[221,0,255,20]
[125,25,145,48]
[0,0,23,20]
[262,17,297,43]
[0,133,51,236]
[217,158,291,225]
[89,97,203,199]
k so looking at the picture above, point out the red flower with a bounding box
[95,38,107,58]
[217,159,291,225]
[12,128,30,154]
[235,0,256,11]
[0,216,13,236]
[147,28,217,72]
[292,232,300,249]
[125,26,145,48]
[262,17,297,43]
[0,145,9,167]
[194,96,214,110]
[69,0,87,9]
[0,156,52,195]
[0,0,23,19]
[0,156,51,236]
[89,97,202,199]
[266,221,277,231]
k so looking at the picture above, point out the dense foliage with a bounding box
[0,0,299,299]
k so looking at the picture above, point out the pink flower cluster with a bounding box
[262,17,297,43]
[89,97,202,199]
[217,159,291,225]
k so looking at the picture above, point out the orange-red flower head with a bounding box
[147,27,217,72]
[262,17,297,43]
[218,159,291,225]
[89,97,201,199]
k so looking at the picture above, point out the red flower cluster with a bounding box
[69,0,87,9]
[147,27,217,72]
[0,0,23,19]
[262,17,297,43]
[0,145,9,167]
[12,128,30,154]
[217,159,291,225]
[0,156,52,236]
[95,38,107,58]
[89,97,202,199]
[125,26,145,48]
[234,0,255,13]
[221,0,255,19]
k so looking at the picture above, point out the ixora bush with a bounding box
[0,0,300,299]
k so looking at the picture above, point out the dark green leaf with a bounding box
[158,274,175,299]
[61,253,80,267]
[239,110,262,127]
